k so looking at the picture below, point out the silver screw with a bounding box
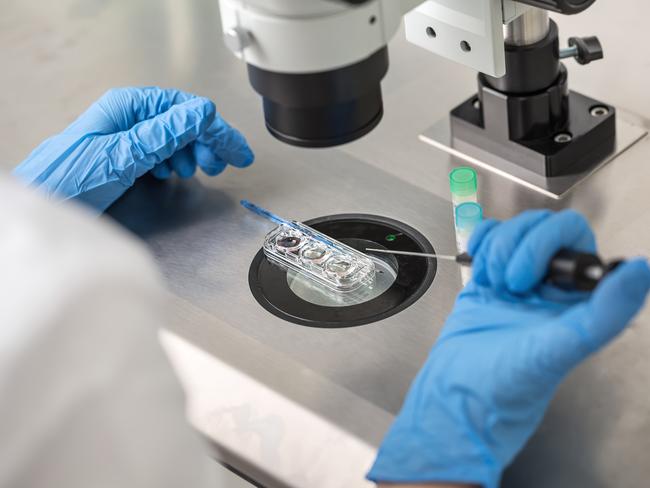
[473,99,481,110]
[559,45,579,59]
[590,106,609,117]
[554,133,573,144]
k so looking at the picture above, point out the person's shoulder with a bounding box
[0,176,164,329]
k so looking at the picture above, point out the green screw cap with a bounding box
[449,167,478,198]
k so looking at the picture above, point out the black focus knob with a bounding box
[518,0,596,14]
[567,36,604,64]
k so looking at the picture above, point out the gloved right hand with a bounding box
[13,87,254,213]
[369,209,650,488]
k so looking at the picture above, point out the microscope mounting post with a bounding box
[409,0,646,197]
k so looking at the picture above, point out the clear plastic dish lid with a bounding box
[263,222,376,293]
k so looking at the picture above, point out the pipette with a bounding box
[366,249,473,265]
[366,248,622,291]
[241,200,342,251]
[240,199,287,225]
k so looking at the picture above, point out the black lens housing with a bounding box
[247,47,389,148]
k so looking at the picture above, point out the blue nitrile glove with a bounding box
[369,209,650,488]
[13,87,254,213]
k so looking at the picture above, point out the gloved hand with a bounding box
[369,209,650,488]
[13,87,254,212]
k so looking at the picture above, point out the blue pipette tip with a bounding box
[240,200,286,225]
[240,200,342,250]
[240,199,257,212]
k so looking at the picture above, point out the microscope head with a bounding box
[219,0,597,148]
[220,0,411,148]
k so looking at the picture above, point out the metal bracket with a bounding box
[404,0,512,77]
[403,0,533,76]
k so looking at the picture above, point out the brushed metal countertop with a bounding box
[2,1,650,487]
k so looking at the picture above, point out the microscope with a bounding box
[219,0,631,197]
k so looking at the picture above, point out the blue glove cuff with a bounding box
[368,424,502,488]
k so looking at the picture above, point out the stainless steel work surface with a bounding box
[2,1,650,487]
[110,147,461,417]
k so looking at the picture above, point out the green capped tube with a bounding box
[449,167,478,210]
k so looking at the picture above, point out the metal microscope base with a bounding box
[420,107,647,199]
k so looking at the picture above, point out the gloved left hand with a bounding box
[13,87,254,213]
[368,209,650,488]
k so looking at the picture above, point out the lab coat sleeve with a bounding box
[0,178,220,488]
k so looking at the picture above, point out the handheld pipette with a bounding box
[366,249,473,265]
[366,248,622,291]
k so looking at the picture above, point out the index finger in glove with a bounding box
[505,209,596,294]
[471,210,552,288]
[70,87,203,134]
[100,87,200,125]
[197,113,254,168]
[468,219,499,257]
[126,97,216,172]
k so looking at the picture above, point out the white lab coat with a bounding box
[0,178,219,487]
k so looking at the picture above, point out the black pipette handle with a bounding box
[455,250,621,291]
[546,250,622,291]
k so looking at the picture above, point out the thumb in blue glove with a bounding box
[369,209,650,488]
[13,87,254,213]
